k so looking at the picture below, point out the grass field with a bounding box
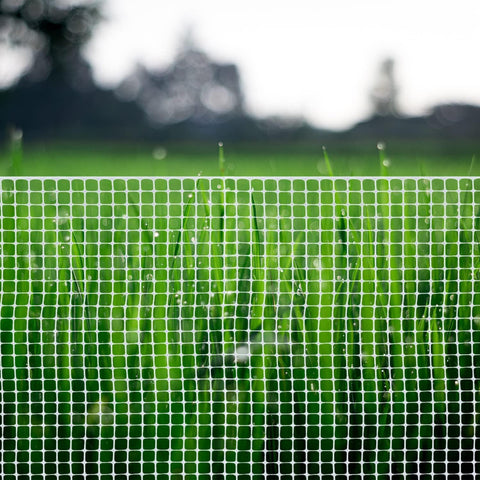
[1,168,479,479]
[1,139,480,176]
[1,139,480,478]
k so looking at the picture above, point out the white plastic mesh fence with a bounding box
[0,176,479,480]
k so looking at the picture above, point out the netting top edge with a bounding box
[0,176,479,181]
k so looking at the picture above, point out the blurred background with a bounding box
[1,0,480,175]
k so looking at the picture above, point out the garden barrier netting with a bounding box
[0,176,479,479]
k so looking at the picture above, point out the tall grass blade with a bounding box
[7,127,23,176]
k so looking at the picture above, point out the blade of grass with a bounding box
[322,146,334,176]
[250,193,266,331]
[218,141,225,176]
[7,127,23,176]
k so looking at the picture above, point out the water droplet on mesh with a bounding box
[234,344,250,363]
[191,237,196,244]
[382,158,391,168]
[154,231,160,238]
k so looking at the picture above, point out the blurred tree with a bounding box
[0,0,102,88]
[0,0,102,87]
[369,57,399,117]
[0,0,153,140]
[118,30,246,126]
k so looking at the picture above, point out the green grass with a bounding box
[1,147,480,478]
[1,139,480,176]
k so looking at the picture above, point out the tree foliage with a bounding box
[118,31,245,125]
[369,57,399,117]
[0,0,102,85]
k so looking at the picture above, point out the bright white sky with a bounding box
[85,0,480,130]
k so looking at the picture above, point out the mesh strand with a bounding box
[0,176,479,479]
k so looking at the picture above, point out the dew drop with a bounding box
[152,147,167,160]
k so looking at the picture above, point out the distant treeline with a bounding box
[1,1,480,144]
